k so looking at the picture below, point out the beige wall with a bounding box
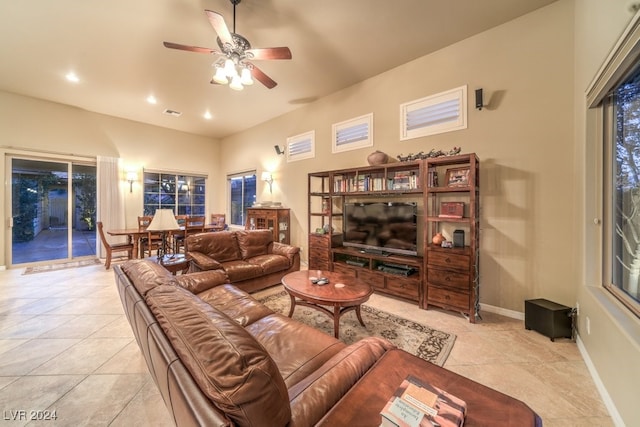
[222,1,576,314]
[1,1,638,423]
[0,91,221,266]
[575,0,640,425]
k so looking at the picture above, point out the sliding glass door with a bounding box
[10,157,96,265]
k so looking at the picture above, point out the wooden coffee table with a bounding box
[281,270,373,338]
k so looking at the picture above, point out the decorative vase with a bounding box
[432,232,445,246]
[367,150,389,166]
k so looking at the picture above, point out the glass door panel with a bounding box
[10,158,96,265]
[72,164,97,258]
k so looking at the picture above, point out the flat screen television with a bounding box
[343,202,418,256]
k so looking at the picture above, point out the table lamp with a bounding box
[147,209,180,262]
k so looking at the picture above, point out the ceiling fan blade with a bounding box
[205,10,233,46]
[249,63,278,89]
[163,41,219,54]
[245,47,292,61]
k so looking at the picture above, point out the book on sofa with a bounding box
[380,375,467,427]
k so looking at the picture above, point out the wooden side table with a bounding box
[147,254,190,275]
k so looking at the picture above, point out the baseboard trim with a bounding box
[480,303,524,320]
[576,335,624,426]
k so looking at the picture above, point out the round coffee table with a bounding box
[281,270,373,338]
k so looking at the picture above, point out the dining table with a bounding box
[107,224,222,259]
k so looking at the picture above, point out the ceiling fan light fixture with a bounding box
[229,74,244,91]
[213,66,229,84]
[224,58,237,78]
[240,67,254,85]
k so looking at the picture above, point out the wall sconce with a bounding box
[475,88,484,110]
[126,171,138,193]
[274,145,285,155]
[261,172,274,194]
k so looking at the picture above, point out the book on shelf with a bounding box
[391,171,419,190]
[380,375,467,427]
[427,167,439,187]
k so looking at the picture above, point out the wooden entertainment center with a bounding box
[308,153,479,322]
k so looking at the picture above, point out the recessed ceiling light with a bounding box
[65,72,79,83]
[146,95,157,104]
[203,111,212,120]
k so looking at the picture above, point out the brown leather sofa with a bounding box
[114,259,395,427]
[185,229,300,293]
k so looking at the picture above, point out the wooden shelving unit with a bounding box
[246,207,290,244]
[308,153,480,319]
[424,153,480,322]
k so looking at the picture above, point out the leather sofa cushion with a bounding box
[237,229,272,259]
[146,284,291,427]
[122,259,176,296]
[247,254,291,275]
[246,313,346,388]
[175,269,229,294]
[198,284,274,327]
[187,231,242,263]
[222,260,264,282]
[288,337,396,426]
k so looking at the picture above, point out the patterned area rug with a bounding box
[22,258,101,275]
[258,290,456,366]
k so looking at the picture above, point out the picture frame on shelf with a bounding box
[445,166,470,187]
[439,202,464,218]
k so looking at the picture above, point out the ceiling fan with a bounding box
[163,0,292,90]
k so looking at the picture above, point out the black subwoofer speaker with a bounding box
[524,298,572,341]
[453,230,464,247]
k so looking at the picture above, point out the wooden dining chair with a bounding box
[210,213,226,231]
[173,214,188,253]
[138,215,163,257]
[97,221,134,269]
[185,216,206,235]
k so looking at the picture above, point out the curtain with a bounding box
[96,156,126,257]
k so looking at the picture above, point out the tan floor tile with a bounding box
[0,339,80,376]
[0,375,85,426]
[30,338,132,375]
[88,316,135,339]
[38,315,121,339]
[36,374,148,426]
[109,377,174,427]
[95,340,149,374]
[0,315,75,339]
[0,339,29,356]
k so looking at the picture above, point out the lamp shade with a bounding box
[147,209,180,231]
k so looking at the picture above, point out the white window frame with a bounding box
[332,113,373,153]
[286,130,315,162]
[400,86,467,141]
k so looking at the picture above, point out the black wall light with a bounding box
[475,88,484,110]
[274,145,285,155]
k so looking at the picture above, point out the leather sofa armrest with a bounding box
[287,337,395,426]
[187,251,224,272]
[175,270,230,294]
[271,242,300,259]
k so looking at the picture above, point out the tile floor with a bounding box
[0,261,612,426]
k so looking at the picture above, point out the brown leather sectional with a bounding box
[114,259,396,426]
[185,229,300,293]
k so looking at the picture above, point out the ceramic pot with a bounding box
[432,232,445,246]
[367,150,389,165]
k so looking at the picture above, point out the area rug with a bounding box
[258,290,456,366]
[23,258,101,275]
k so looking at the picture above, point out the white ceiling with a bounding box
[0,0,557,139]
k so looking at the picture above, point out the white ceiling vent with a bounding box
[163,109,182,117]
